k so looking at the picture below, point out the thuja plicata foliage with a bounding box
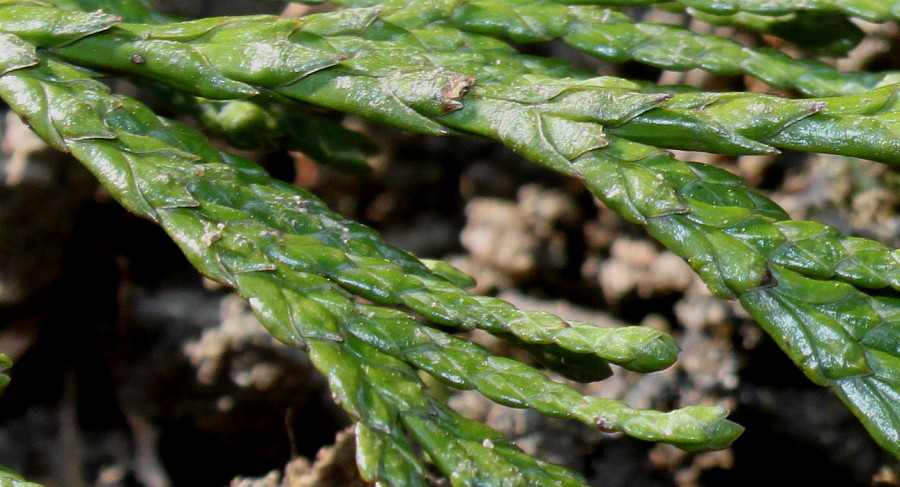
[0,0,898,484]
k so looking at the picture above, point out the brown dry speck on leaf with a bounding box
[440,73,476,113]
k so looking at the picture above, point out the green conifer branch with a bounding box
[8,3,895,163]
[0,35,648,381]
[310,1,900,158]
[304,0,900,22]
[0,1,896,457]
[0,3,897,484]
[301,0,899,97]
[568,0,900,23]
[39,0,899,98]
[566,138,899,453]
[0,38,750,485]
[40,0,378,172]
[449,0,899,97]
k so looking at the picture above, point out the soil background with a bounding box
[0,2,898,486]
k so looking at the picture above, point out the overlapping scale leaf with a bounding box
[770,222,900,291]
[609,87,900,162]
[832,375,900,452]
